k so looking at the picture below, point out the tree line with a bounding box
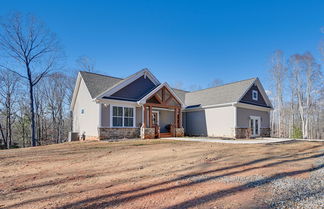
[269,50,324,139]
[0,13,93,148]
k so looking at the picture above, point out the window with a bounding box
[112,106,134,127]
[112,106,123,127]
[124,107,134,127]
[81,109,85,114]
[252,90,258,101]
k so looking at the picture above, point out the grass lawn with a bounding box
[0,139,323,209]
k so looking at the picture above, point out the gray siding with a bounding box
[240,84,268,107]
[185,110,207,136]
[236,107,270,128]
[101,104,110,127]
[182,112,186,131]
[109,76,156,100]
[136,107,142,127]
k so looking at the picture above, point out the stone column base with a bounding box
[140,127,155,139]
[175,128,184,137]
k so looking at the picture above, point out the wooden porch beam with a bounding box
[154,94,163,104]
[165,87,181,106]
[162,87,165,102]
[164,95,173,104]
[145,103,180,109]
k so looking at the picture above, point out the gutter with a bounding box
[184,102,236,112]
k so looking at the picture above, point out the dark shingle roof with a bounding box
[79,71,257,107]
[80,71,123,98]
[185,78,256,106]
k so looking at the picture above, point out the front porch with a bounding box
[140,86,185,139]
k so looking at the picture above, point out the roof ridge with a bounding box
[80,71,123,80]
[188,77,257,94]
[172,87,190,92]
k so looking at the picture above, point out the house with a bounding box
[70,69,273,140]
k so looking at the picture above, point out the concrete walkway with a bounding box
[163,137,295,144]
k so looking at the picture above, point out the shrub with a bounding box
[292,126,303,139]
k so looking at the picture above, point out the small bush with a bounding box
[292,126,303,139]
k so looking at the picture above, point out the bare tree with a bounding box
[44,72,68,143]
[208,78,223,88]
[0,113,5,147]
[0,13,61,146]
[289,52,322,139]
[269,50,287,137]
[172,81,184,90]
[65,70,78,132]
[0,69,20,148]
[189,84,202,91]
[76,55,95,72]
[15,95,30,148]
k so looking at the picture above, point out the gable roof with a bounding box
[95,69,160,99]
[80,71,122,98]
[73,71,272,110]
[185,78,258,107]
[138,82,186,107]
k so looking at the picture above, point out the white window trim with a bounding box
[110,105,136,128]
[252,90,258,101]
[152,111,160,125]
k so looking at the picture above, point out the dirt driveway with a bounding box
[0,140,323,209]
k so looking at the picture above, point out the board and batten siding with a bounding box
[72,78,100,137]
[236,107,270,128]
[185,106,236,138]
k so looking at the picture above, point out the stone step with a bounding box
[160,133,172,138]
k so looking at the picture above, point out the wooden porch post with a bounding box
[149,105,152,128]
[143,105,147,128]
[174,108,178,128]
[179,108,182,128]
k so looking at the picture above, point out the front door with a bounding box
[152,111,159,126]
[250,116,260,137]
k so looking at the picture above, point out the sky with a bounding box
[1,0,323,91]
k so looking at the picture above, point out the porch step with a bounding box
[160,132,172,138]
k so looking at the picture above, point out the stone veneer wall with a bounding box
[140,128,155,139]
[98,128,140,140]
[235,128,251,139]
[235,128,271,139]
[260,128,271,137]
[175,128,184,137]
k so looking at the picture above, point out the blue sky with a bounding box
[1,0,323,91]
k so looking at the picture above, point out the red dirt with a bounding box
[0,139,323,209]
